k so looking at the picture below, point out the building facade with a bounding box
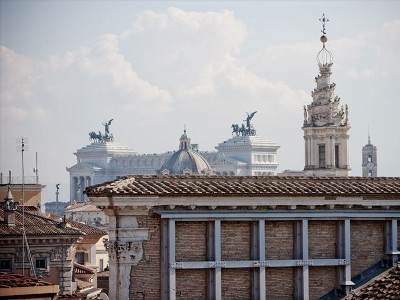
[0,187,83,296]
[67,119,279,203]
[0,173,45,211]
[86,175,400,300]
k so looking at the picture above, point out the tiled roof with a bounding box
[0,272,54,288]
[0,208,84,236]
[85,175,400,198]
[38,214,107,236]
[65,202,102,213]
[344,263,400,299]
[64,218,107,236]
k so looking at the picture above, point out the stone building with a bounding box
[362,135,378,177]
[302,19,350,177]
[67,122,279,203]
[64,202,109,272]
[86,175,400,300]
[159,129,213,176]
[0,187,83,295]
[0,173,45,211]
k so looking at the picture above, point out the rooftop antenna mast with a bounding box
[56,184,60,214]
[16,137,36,278]
[33,152,38,184]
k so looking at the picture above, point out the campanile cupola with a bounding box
[302,14,351,177]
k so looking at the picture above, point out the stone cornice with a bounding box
[0,236,81,246]
[91,195,400,212]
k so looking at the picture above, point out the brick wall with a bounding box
[351,220,385,277]
[222,268,252,299]
[176,221,207,261]
[221,221,251,260]
[309,266,336,299]
[309,221,336,259]
[131,214,161,300]
[265,221,294,260]
[266,268,294,300]
[176,269,207,299]
[128,214,389,299]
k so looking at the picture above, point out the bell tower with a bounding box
[362,135,377,177]
[302,14,351,177]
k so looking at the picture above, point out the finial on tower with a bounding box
[317,13,333,65]
[319,13,329,35]
[368,126,371,145]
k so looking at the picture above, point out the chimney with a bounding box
[3,185,19,226]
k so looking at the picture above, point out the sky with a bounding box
[1,1,399,204]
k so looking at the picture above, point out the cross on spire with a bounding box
[319,13,329,35]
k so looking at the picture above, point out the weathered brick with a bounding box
[266,268,294,299]
[221,221,251,260]
[309,266,336,299]
[222,268,252,299]
[309,221,336,259]
[176,269,207,299]
[176,221,207,261]
[351,220,385,277]
[128,214,390,300]
[131,214,161,300]
[265,221,294,260]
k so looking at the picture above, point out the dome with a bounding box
[159,130,212,175]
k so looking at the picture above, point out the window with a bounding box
[76,252,85,264]
[100,259,104,272]
[0,259,12,271]
[335,145,339,168]
[319,145,326,168]
[35,258,47,269]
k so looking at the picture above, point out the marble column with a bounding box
[104,209,149,300]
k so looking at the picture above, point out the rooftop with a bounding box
[85,175,400,198]
[0,272,59,299]
[64,201,103,213]
[0,272,55,288]
[344,263,400,299]
[0,208,84,236]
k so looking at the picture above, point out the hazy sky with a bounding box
[1,1,399,203]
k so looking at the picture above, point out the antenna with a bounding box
[16,137,36,278]
[56,184,60,214]
[17,137,28,275]
[33,152,39,184]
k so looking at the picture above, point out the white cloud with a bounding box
[0,46,35,105]
[123,7,246,91]
[333,20,400,81]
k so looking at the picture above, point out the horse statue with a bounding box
[89,131,103,143]
[231,124,240,136]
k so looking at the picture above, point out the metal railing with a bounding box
[0,174,39,185]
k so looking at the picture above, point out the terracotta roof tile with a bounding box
[45,214,107,236]
[85,175,400,198]
[65,202,102,213]
[344,263,400,299]
[65,219,107,236]
[0,272,55,288]
[0,208,84,236]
